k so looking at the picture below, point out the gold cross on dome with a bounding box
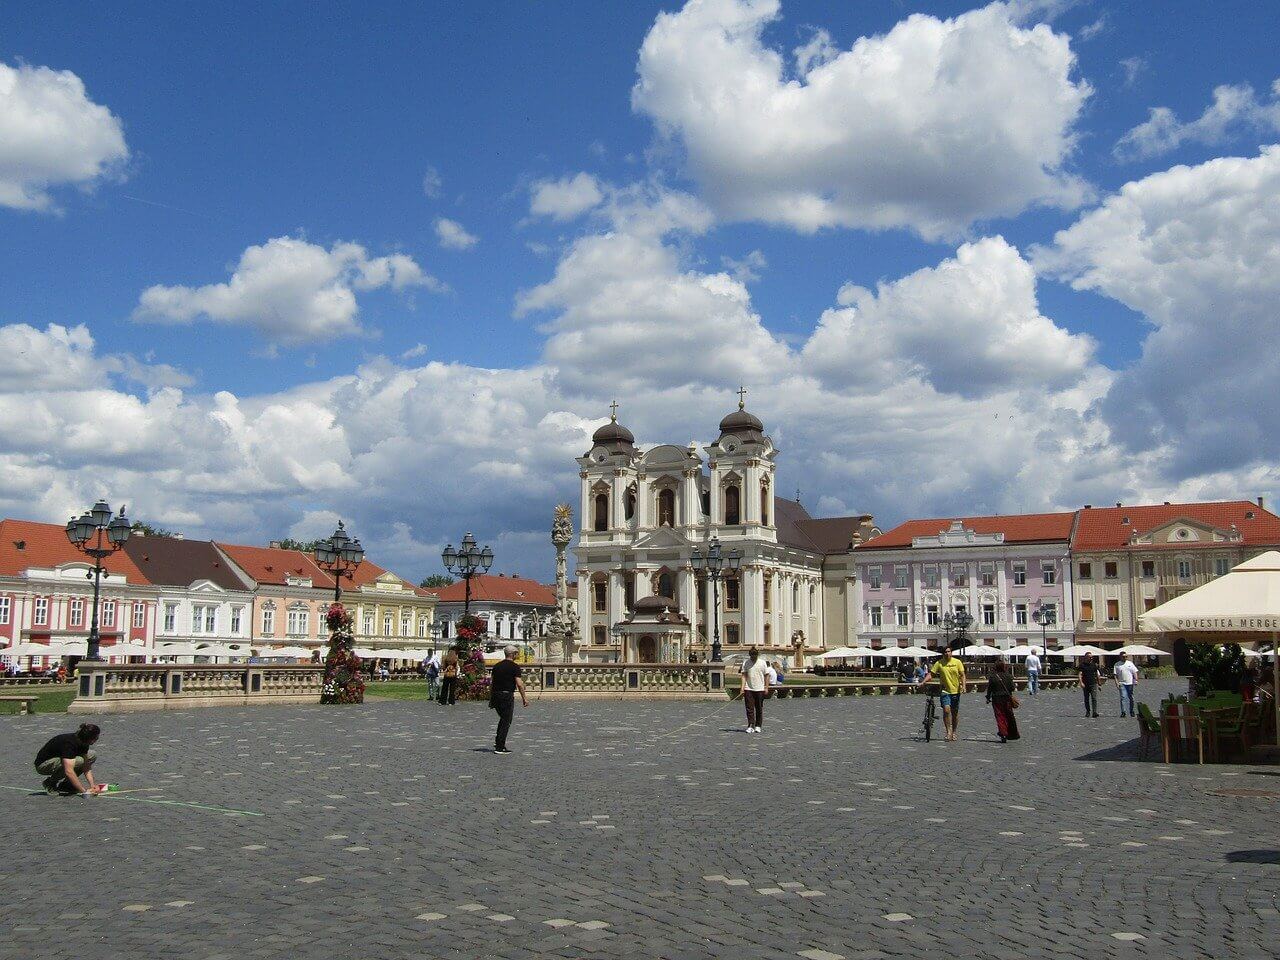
[737,385,748,410]
[609,399,619,421]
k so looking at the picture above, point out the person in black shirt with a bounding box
[489,645,528,754]
[35,723,104,795]
[1078,653,1101,718]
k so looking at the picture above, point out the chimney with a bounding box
[269,540,282,549]
[1164,501,1170,506]
[1115,501,1122,508]
[1259,495,1267,510]
[1083,504,1092,509]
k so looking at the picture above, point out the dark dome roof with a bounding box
[633,594,677,613]
[719,407,764,435]
[592,419,635,445]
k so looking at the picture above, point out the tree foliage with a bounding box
[1187,642,1246,697]
[420,574,456,588]
[130,520,179,538]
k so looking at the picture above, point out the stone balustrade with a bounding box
[69,663,323,713]
[522,662,726,700]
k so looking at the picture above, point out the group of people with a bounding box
[423,648,461,705]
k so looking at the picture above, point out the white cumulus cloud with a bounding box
[1115,79,1280,161]
[134,237,443,346]
[0,60,129,211]
[529,172,604,221]
[632,0,1092,238]
[435,217,479,250]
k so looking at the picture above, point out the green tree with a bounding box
[1187,642,1246,697]
[130,521,179,538]
[276,538,324,552]
[420,574,456,589]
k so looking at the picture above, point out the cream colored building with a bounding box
[349,564,438,654]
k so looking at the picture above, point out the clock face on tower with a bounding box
[592,450,607,463]
[724,441,738,454]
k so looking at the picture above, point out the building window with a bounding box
[1106,599,1120,622]
[951,565,967,587]
[230,607,242,634]
[1012,563,1026,586]
[867,566,882,589]
[192,606,203,633]
[657,488,676,527]
[0,596,9,625]
[1104,561,1118,579]
[420,617,429,637]
[102,600,115,627]
[870,606,882,627]
[726,624,740,645]
[763,577,772,611]
[593,580,607,613]
[593,625,607,645]
[34,597,48,626]
[624,573,635,612]
[809,584,816,607]
[1177,559,1192,579]
[133,604,145,629]
[1014,603,1028,625]
[383,613,393,636]
[923,566,940,589]
[1080,599,1094,622]
[763,623,772,645]
[726,578,741,610]
[1041,563,1056,586]
[724,485,741,526]
[896,606,909,628]
[401,613,412,636]
[1141,560,1155,578]
[1144,597,1157,611]
[982,603,995,627]
[163,603,176,632]
[1078,562,1092,580]
[70,598,85,628]
[760,486,770,526]
[287,608,308,636]
[1214,557,1230,577]
[205,607,216,633]
[593,493,609,532]
[926,604,939,626]
[1039,603,1056,624]
[624,487,636,521]
[657,570,675,599]
[980,565,995,587]
[363,613,374,636]
[953,603,967,617]
[262,606,275,634]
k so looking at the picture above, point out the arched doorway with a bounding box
[638,635,658,662]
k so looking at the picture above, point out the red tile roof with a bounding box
[215,542,336,589]
[1071,501,1280,551]
[0,519,152,582]
[856,512,1076,550]
[433,574,556,607]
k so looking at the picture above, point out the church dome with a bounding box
[592,419,635,446]
[718,390,766,444]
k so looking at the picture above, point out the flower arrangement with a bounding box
[321,602,365,705]
[453,613,492,701]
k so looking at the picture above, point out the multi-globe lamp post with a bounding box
[690,536,742,663]
[940,609,973,652]
[314,521,365,603]
[1032,605,1056,670]
[441,532,493,618]
[64,500,132,662]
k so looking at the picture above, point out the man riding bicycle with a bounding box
[919,646,967,742]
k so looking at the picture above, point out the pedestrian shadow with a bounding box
[1225,850,1280,865]
[1073,740,1143,762]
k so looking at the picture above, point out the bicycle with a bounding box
[921,692,938,742]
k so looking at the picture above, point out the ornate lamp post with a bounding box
[940,609,973,651]
[65,500,132,662]
[441,532,493,618]
[610,621,625,663]
[314,521,365,603]
[690,536,742,663]
[1032,605,1056,670]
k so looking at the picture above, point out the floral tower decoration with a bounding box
[452,612,492,701]
[321,602,365,704]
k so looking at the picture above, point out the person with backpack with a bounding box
[985,661,1021,743]
[438,646,460,705]
[425,656,441,702]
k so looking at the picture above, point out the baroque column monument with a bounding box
[544,503,579,661]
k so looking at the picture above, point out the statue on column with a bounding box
[544,503,579,662]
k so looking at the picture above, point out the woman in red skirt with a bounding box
[986,661,1021,742]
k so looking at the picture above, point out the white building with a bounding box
[573,399,879,664]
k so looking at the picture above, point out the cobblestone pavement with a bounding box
[3,680,1279,959]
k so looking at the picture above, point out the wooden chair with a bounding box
[1136,702,1161,760]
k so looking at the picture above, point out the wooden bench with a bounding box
[0,695,41,715]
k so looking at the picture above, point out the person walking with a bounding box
[425,657,441,702]
[1078,652,1101,718]
[489,645,528,754]
[920,646,967,742]
[985,661,1021,743]
[739,646,769,733]
[35,723,105,795]
[438,646,460,706]
[1025,649,1042,696]
[1114,652,1139,717]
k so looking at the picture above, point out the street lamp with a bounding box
[1032,605,1056,669]
[65,500,132,662]
[940,609,973,651]
[441,532,493,618]
[689,536,742,663]
[314,521,365,603]
[610,621,626,662]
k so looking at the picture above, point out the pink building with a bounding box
[214,542,337,651]
[852,513,1076,651]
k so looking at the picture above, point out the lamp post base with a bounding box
[710,641,723,663]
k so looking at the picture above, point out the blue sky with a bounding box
[3,0,1280,581]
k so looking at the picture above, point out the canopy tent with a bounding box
[1115,643,1171,657]
[957,644,1004,657]
[1138,550,1280,744]
[1057,644,1110,659]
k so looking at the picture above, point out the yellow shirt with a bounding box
[931,658,966,694]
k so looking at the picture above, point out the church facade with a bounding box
[573,398,879,664]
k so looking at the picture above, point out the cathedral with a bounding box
[573,395,880,665]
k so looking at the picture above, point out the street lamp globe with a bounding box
[107,514,131,546]
[442,544,457,569]
[90,500,112,527]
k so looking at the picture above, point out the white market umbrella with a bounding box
[1115,643,1170,657]
[1138,550,1280,744]
[899,646,940,659]
[876,648,914,659]
[958,644,1003,657]
[844,646,880,658]
[156,642,200,656]
[817,646,860,660]
[99,642,152,658]
[353,647,380,659]
[1005,645,1037,658]
[262,645,313,659]
[1057,644,1110,659]
[2,642,65,658]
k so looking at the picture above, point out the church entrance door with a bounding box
[638,635,658,662]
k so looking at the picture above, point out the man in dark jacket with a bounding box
[1078,653,1101,718]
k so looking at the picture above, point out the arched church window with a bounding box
[792,581,800,608]
[658,489,676,527]
[724,485,741,526]
[658,570,675,600]
[594,493,609,531]
[760,483,770,525]
[625,486,636,521]
[701,489,711,516]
